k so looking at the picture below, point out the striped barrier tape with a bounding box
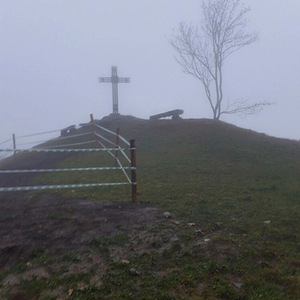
[39,140,95,149]
[0,167,135,173]
[95,139,131,183]
[0,148,127,153]
[94,132,118,147]
[94,123,130,146]
[0,182,131,192]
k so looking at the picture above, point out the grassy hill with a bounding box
[0,115,300,300]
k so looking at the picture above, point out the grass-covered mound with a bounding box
[0,115,299,300]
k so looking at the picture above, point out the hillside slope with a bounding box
[0,115,300,300]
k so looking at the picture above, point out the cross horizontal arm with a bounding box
[99,77,112,83]
[118,77,130,83]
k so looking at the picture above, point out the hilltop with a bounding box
[0,115,300,300]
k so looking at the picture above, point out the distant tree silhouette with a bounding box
[170,0,272,120]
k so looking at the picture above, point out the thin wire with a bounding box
[18,132,93,146]
[0,138,13,146]
[17,139,49,146]
[51,132,93,142]
[17,129,62,139]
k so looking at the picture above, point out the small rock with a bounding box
[129,268,141,276]
[241,233,247,237]
[26,262,32,267]
[194,229,204,235]
[187,223,195,227]
[172,220,180,225]
[204,238,210,242]
[120,259,130,265]
[163,212,171,219]
[264,220,271,224]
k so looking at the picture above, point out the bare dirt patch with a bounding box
[0,194,161,271]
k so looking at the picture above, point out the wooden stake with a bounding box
[130,139,137,204]
[113,127,120,167]
[12,133,16,158]
[90,114,99,148]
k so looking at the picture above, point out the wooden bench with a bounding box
[150,109,184,120]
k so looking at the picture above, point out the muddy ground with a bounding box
[0,195,161,271]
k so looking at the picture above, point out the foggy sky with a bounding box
[1,0,300,147]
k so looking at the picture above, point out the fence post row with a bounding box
[130,139,137,204]
[1,117,138,204]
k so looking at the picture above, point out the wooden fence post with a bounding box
[12,133,16,158]
[130,139,137,204]
[90,114,99,148]
[114,127,120,167]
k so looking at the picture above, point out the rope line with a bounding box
[0,182,130,192]
[119,147,131,163]
[94,132,118,147]
[18,132,94,147]
[0,148,126,153]
[0,138,13,146]
[94,133,131,163]
[0,123,135,194]
[0,167,134,174]
[50,132,93,142]
[94,123,130,146]
[96,139,131,183]
[17,139,49,146]
[17,129,62,139]
[36,140,95,149]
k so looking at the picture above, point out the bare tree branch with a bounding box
[221,100,275,119]
[169,0,268,120]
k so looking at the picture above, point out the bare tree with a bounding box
[170,0,271,120]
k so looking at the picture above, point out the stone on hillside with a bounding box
[120,259,130,265]
[163,212,171,219]
[129,268,141,276]
[194,229,204,235]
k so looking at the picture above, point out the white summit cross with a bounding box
[99,66,130,114]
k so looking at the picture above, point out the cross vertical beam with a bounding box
[99,66,130,115]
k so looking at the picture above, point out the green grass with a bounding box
[1,117,300,299]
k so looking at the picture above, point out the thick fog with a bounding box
[1,0,300,147]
